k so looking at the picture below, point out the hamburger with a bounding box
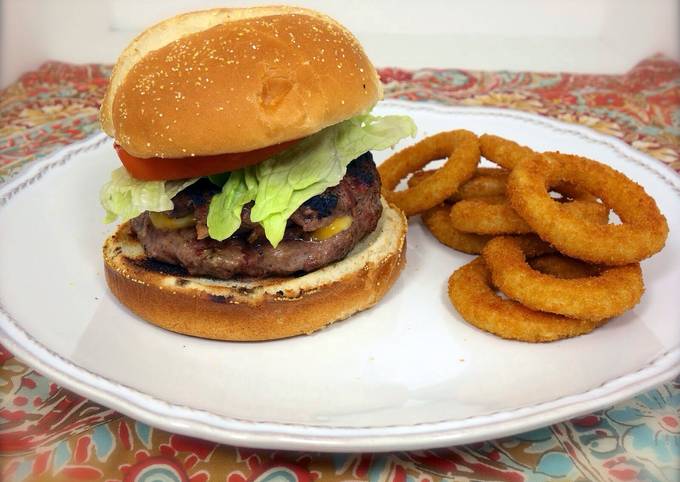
[99,6,414,341]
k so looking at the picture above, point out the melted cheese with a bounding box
[311,215,353,241]
[149,212,196,230]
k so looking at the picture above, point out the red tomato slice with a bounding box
[114,140,299,181]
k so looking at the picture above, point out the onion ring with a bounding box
[507,152,669,264]
[480,134,536,169]
[449,197,610,235]
[408,167,508,201]
[480,134,600,202]
[422,204,492,254]
[452,167,508,200]
[482,237,644,321]
[406,169,434,189]
[448,258,603,342]
[409,165,591,204]
[422,204,552,255]
[379,130,480,216]
[528,254,601,279]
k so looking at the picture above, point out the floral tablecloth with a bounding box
[1,56,679,482]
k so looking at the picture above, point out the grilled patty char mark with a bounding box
[130,153,382,279]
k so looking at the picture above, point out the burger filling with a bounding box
[129,153,381,278]
[100,113,416,280]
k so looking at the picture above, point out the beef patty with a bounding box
[130,152,382,279]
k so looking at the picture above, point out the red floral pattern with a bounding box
[1,56,679,481]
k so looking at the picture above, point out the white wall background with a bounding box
[1,0,679,88]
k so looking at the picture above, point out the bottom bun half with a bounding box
[103,198,407,341]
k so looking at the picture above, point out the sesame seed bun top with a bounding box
[100,6,383,159]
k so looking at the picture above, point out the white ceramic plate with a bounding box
[1,101,679,452]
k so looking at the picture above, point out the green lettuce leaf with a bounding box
[206,167,258,240]
[209,114,416,246]
[100,168,199,223]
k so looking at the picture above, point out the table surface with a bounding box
[1,57,679,482]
